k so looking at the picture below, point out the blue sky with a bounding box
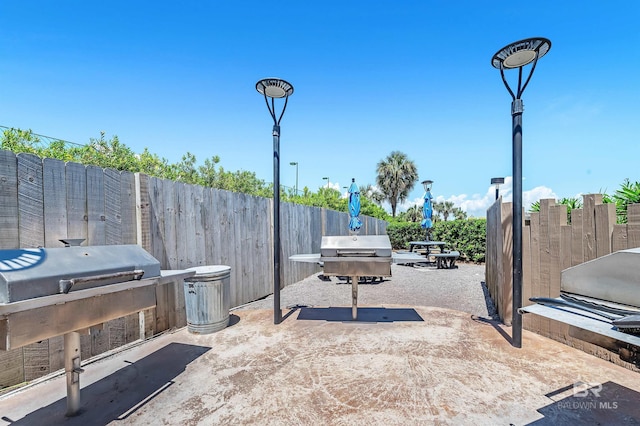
[1,1,639,218]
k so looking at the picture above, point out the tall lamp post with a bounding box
[290,162,298,195]
[322,177,329,188]
[492,38,551,348]
[256,78,294,325]
[491,177,505,201]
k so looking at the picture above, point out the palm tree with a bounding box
[453,207,467,220]
[360,184,385,206]
[613,179,640,223]
[440,201,455,221]
[432,201,444,222]
[405,205,423,222]
[375,151,418,217]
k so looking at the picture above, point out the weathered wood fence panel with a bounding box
[486,194,640,370]
[485,200,502,320]
[0,152,144,387]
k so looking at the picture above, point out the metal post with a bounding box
[273,125,281,324]
[495,186,500,201]
[491,37,551,349]
[351,275,358,320]
[256,78,293,325]
[512,99,524,348]
[64,331,84,416]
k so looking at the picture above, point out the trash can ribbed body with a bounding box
[184,265,231,334]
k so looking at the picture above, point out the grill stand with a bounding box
[64,331,84,416]
[351,276,359,320]
[0,270,195,417]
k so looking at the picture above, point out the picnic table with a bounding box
[409,241,447,256]
[408,241,460,269]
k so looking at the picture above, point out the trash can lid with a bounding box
[184,265,231,281]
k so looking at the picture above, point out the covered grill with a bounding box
[520,247,640,364]
[0,244,194,416]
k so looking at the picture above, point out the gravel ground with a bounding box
[234,262,498,319]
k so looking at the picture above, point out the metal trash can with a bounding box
[183,265,231,334]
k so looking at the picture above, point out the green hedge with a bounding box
[387,219,486,263]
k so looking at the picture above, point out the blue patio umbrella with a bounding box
[421,189,433,240]
[348,178,362,234]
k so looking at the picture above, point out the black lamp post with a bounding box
[322,177,329,188]
[290,161,298,195]
[256,78,294,325]
[492,38,551,348]
[491,177,505,201]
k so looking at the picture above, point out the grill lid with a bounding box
[320,235,392,258]
[0,245,161,304]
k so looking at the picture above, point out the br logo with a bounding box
[573,381,603,398]
[0,249,47,271]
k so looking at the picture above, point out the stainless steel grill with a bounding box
[520,248,640,364]
[0,244,194,416]
[289,235,392,320]
[321,235,392,320]
[290,234,423,320]
[320,235,392,278]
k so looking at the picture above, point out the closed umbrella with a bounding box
[421,189,433,241]
[348,178,362,234]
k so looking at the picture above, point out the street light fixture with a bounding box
[322,177,329,188]
[290,162,298,195]
[256,77,294,325]
[422,179,433,192]
[492,37,551,348]
[491,177,505,201]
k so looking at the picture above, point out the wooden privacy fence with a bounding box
[486,194,640,369]
[0,150,387,388]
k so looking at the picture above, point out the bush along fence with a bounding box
[486,194,640,372]
[386,219,486,263]
[0,150,387,389]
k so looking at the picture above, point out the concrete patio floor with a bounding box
[1,305,639,425]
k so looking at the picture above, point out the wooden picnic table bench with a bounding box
[407,241,459,268]
[431,251,460,269]
[408,241,446,256]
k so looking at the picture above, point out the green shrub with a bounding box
[387,218,486,263]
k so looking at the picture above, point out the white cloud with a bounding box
[377,176,559,219]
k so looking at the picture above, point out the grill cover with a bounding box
[0,245,161,304]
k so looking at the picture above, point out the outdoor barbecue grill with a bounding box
[290,235,424,320]
[321,235,392,320]
[0,244,194,416]
[520,247,640,365]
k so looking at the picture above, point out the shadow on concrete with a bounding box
[334,277,387,285]
[1,342,210,426]
[480,280,498,319]
[529,381,640,425]
[296,306,424,322]
[471,315,513,345]
[228,313,241,327]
